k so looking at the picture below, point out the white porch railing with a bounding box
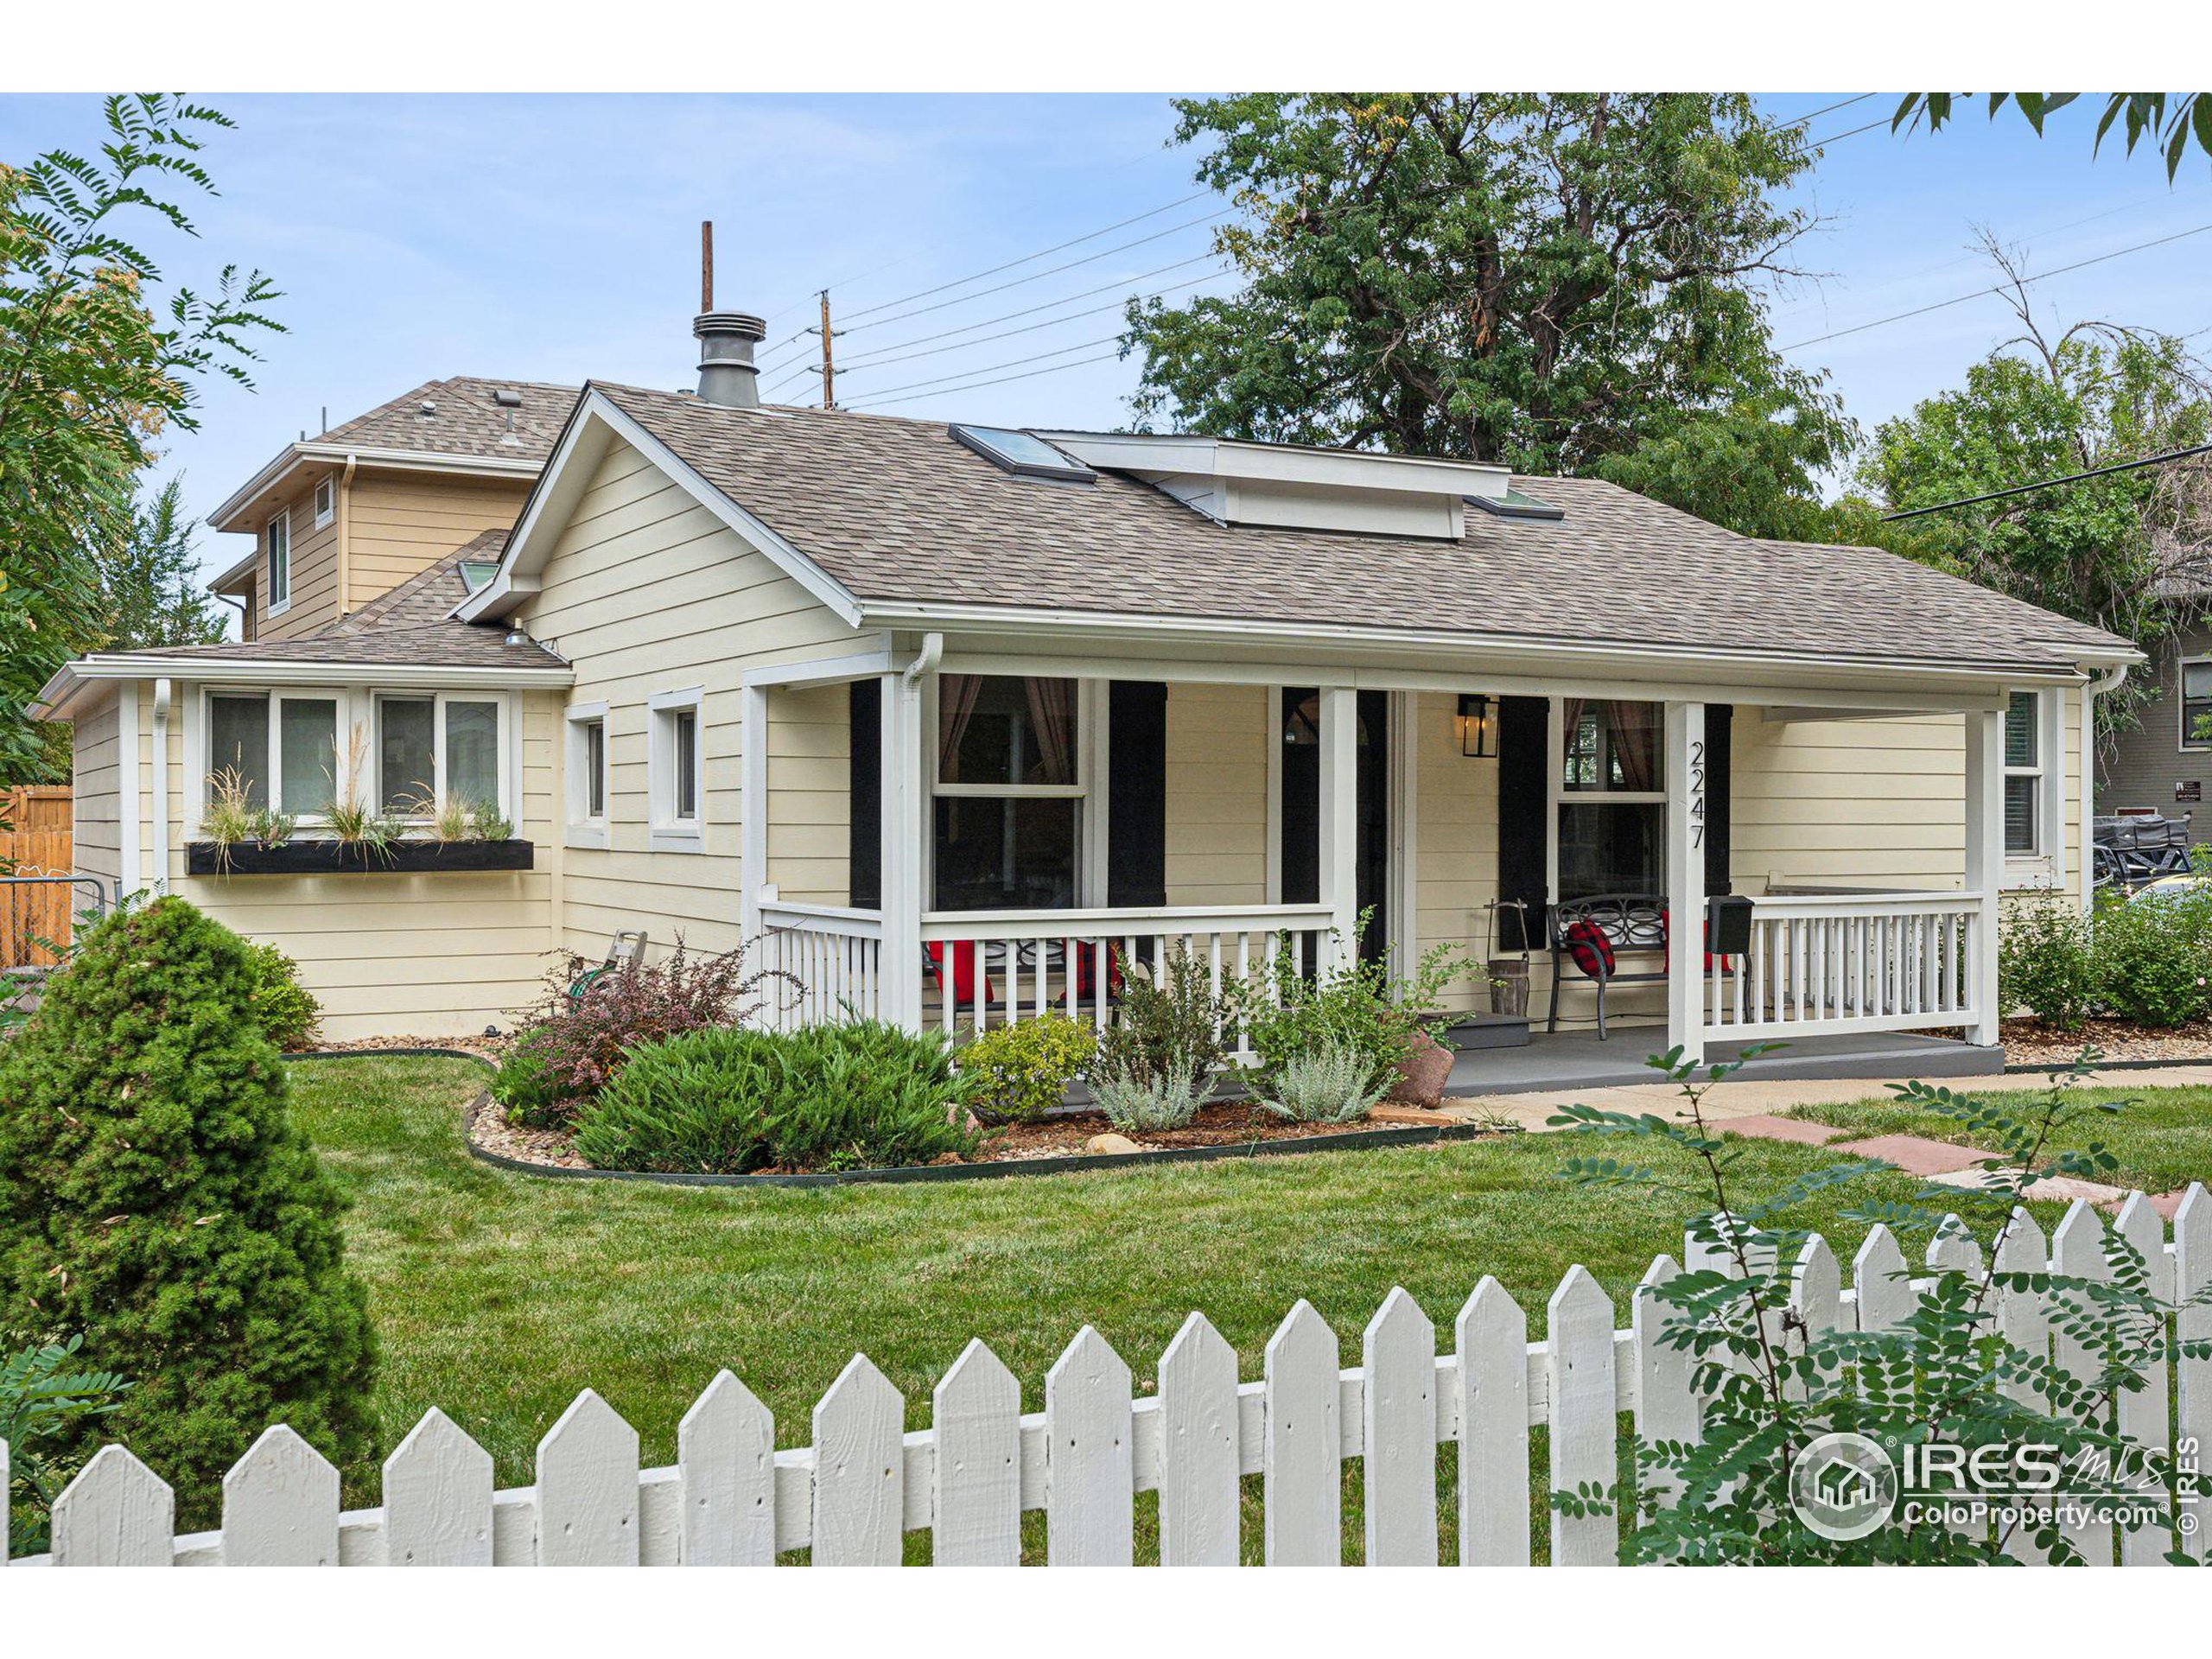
[758,901,887,1027]
[1704,891,1985,1041]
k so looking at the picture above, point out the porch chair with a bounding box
[1545,895,1736,1039]
[924,939,1003,1019]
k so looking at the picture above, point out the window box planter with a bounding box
[185,839,536,877]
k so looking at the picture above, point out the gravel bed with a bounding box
[2001,1018,2212,1069]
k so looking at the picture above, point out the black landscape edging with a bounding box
[285,1046,496,1066]
[187,839,535,877]
[455,1087,1517,1189]
[2003,1054,2212,1076]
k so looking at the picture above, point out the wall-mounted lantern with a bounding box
[1456,693,1497,759]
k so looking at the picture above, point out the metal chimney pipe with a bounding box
[695,309,766,408]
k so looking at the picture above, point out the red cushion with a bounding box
[1563,918,1616,980]
[1659,907,1733,972]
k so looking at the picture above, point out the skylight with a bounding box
[459,559,502,593]
[950,424,1094,483]
[1467,487,1567,523]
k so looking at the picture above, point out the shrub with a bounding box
[1092,1054,1203,1132]
[1997,890,2098,1030]
[242,938,321,1050]
[492,1027,571,1128]
[961,1012,1095,1123]
[1236,919,1462,1097]
[1257,1039,1391,1124]
[501,942,777,1127]
[3,1332,130,1555]
[2093,886,2212,1027]
[574,1020,981,1174]
[1094,941,1232,1100]
[0,899,377,1526]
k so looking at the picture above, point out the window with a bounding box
[1557,698,1664,901]
[266,511,291,615]
[948,424,1095,483]
[313,476,335,529]
[376,693,509,816]
[649,689,705,849]
[2182,661,2212,752]
[566,702,608,845]
[206,690,338,817]
[931,674,1083,910]
[2005,690,2044,858]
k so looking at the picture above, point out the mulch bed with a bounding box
[462,1089,1486,1175]
[2001,1017,2212,1068]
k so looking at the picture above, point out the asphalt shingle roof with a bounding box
[317,378,580,463]
[592,382,2133,675]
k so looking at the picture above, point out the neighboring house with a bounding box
[2097,584,2212,834]
[35,307,2139,1065]
[203,378,577,642]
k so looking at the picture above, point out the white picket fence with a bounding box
[8,1185,2206,1567]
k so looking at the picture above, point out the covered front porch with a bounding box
[738,632,2057,1079]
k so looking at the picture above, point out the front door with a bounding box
[1280,687,1389,963]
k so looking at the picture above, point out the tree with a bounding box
[91,477,228,650]
[0,96,280,781]
[1896,94,2212,179]
[1853,238,2212,729]
[0,898,377,1523]
[1122,94,1856,538]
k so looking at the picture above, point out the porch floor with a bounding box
[1444,1028,2001,1098]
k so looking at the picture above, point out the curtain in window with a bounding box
[1605,702,1657,791]
[937,674,985,783]
[1023,677,1077,787]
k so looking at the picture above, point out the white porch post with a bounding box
[1318,683,1360,967]
[741,683,770,945]
[880,669,925,1033]
[1664,701,1707,1065]
[1963,705,2005,1047]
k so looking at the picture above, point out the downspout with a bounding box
[902,631,943,686]
[335,454,358,615]
[151,677,171,895]
[2082,663,2129,914]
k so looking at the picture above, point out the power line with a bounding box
[853,333,1127,402]
[1777,220,2212,353]
[1882,440,2212,520]
[851,350,1128,410]
[1802,115,1891,148]
[838,261,1231,371]
[1777,93,1876,131]
[838,190,1213,322]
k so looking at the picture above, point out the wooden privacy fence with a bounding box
[9,1186,2207,1567]
[0,785,76,968]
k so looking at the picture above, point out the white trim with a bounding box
[369,690,515,822]
[1263,684,1283,905]
[210,440,544,531]
[648,685,706,851]
[1389,690,1418,982]
[740,683,768,935]
[2081,681,2098,913]
[1080,677,1109,906]
[1663,701,1707,1064]
[461,392,865,628]
[58,657,571,691]
[2178,654,2212,752]
[1963,708,2005,1046]
[312,474,336,531]
[117,682,141,900]
[265,508,292,618]
[563,700,609,849]
[1318,684,1359,964]
[739,642,896,690]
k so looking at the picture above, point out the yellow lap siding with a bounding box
[1163,682,1268,906]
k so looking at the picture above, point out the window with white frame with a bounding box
[313,475,336,529]
[2181,660,2212,751]
[2004,690,2044,858]
[931,673,1084,910]
[206,690,340,817]
[1556,698,1664,901]
[649,689,704,847]
[565,702,609,844]
[375,693,507,816]
[265,511,291,614]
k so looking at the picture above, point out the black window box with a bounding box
[185,839,536,876]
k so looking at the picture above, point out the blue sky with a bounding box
[3,92,2207,586]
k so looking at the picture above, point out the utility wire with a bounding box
[1802,115,1892,148]
[1777,93,1877,131]
[852,351,1128,410]
[1778,220,2212,352]
[853,334,1127,401]
[1882,440,2212,520]
[837,261,1231,370]
[838,190,1212,321]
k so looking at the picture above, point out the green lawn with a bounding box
[296,1053,1984,1548]
[1781,1077,2212,1198]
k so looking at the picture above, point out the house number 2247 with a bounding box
[1688,738,1706,849]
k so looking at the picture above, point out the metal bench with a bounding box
[1546,893,1668,1039]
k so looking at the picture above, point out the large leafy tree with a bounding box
[1855,240,2212,728]
[0,96,279,782]
[1895,94,2212,179]
[1122,94,1855,538]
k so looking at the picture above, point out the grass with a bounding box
[1781,1076,2212,1197]
[292,1052,1998,1560]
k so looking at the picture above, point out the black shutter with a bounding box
[1704,703,1733,898]
[1107,680,1167,906]
[848,678,881,909]
[1495,695,1550,953]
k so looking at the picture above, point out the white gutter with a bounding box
[151,678,171,895]
[59,656,571,689]
[117,683,140,899]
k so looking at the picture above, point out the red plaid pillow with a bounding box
[1563,918,1616,980]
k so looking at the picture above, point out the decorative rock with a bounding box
[1387,1029,1453,1107]
[1084,1133,1141,1155]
